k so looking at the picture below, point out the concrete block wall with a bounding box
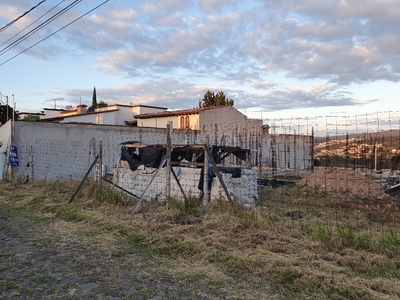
[8,121,313,183]
[114,165,258,208]
[12,122,197,181]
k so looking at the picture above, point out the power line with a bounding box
[0,0,47,33]
[0,0,83,56]
[0,0,110,67]
[0,0,66,49]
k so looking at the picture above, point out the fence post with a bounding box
[166,122,172,200]
[203,145,210,213]
[98,141,102,195]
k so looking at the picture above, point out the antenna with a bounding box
[46,97,64,109]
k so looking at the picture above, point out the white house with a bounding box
[40,104,167,126]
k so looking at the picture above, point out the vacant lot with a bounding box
[1,177,400,299]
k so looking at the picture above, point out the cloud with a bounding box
[199,0,232,14]
[2,0,400,114]
[251,81,277,89]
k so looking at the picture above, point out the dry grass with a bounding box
[1,179,400,299]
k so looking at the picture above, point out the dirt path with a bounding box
[0,204,246,300]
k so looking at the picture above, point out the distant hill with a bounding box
[315,130,400,146]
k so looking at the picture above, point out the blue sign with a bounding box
[9,146,19,167]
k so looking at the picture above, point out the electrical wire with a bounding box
[0,0,66,49]
[0,0,110,67]
[0,0,47,33]
[0,0,83,56]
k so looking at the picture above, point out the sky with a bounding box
[0,0,400,134]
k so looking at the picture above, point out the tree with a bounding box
[97,101,108,108]
[23,114,40,122]
[92,86,97,107]
[0,105,18,125]
[87,87,108,111]
[199,90,234,108]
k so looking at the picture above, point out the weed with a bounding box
[278,267,296,284]
[379,227,400,257]
[265,213,276,226]
[127,232,149,245]
[7,193,26,202]
[45,205,89,223]
[209,252,259,276]
[98,187,135,206]
[233,207,260,223]
[355,233,372,250]
[364,263,400,279]
[155,241,201,257]
[335,286,370,300]
[337,224,357,248]
[169,196,202,216]
[312,223,333,244]
[211,198,264,226]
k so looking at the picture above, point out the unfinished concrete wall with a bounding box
[0,120,11,180]
[262,133,313,170]
[200,106,263,166]
[115,165,258,208]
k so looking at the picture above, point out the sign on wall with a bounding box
[9,146,19,167]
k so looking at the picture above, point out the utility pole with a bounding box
[6,96,8,121]
[166,122,172,200]
[12,94,15,136]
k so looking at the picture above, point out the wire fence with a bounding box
[258,110,400,251]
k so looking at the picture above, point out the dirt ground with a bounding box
[299,168,391,200]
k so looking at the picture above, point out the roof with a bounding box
[134,106,226,119]
[67,108,119,117]
[40,108,120,122]
[17,112,44,115]
[43,108,66,111]
[116,104,168,110]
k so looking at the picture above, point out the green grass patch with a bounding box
[209,252,260,276]
[168,195,202,216]
[379,227,400,257]
[97,187,136,207]
[154,241,202,257]
[44,205,90,223]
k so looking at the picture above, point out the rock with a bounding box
[80,282,99,293]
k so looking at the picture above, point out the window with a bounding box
[185,115,190,129]
[180,116,185,129]
[180,115,190,129]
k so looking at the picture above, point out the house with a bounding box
[17,111,45,120]
[134,105,262,131]
[133,106,208,130]
[40,108,66,119]
[39,104,167,126]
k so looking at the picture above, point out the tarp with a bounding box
[120,144,166,171]
[120,146,141,171]
[142,145,165,168]
[210,146,248,163]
